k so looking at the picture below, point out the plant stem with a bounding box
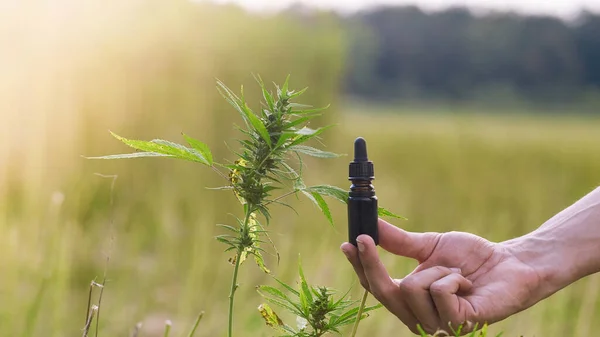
[227,209,252,337]
[228,248,242,337]
[350,289,369,337]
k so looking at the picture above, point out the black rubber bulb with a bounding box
[354,137,368,162]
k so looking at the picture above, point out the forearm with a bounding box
[503,186,600,304]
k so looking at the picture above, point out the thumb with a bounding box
[378,218,441,262]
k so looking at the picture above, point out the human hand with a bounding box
[340,219,542,335]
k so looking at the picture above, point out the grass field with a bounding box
[2,101,600,336]
[2,4,600,336]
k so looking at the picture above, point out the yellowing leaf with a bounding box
[258,303,285,330]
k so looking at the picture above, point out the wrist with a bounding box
[502,187,600,304]
[502,233,576,305]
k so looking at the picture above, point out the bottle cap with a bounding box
[349,137,374,180]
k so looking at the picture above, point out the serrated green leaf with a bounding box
[288,103,313,110]
[84,152,172,160]
[246,108,272,147]
[297,257,313,310]
[333,303,382,326]
[280,74,290,97]
[301,190,334,227]
[215,236,236,248]
[151,139,209,164]
[275,132,295,149]
[272,277,300,297]
[288,125,334,147]
[313,192,334,227]
[290,145,342,158]
[205,186,234,191]
[295,126,318,136]
[183,133,213,165]
[288,86,308,98]
[257,285,290,302]
[216,80,251,129]
[254,74,275,112]
[377,207,407,220]
[280,162,300,180]
[263,185,281,193]
[253,250,271,274]
[216,224,239,233]
[298,287,309,316]
[282,116,317,131]
[260,296,303,317]
[256,284,306,318]
[106,132,209,165]
[291,104,330,115]
[304,185,348,204]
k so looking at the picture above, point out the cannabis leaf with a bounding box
[86,131,212,166]
[257,257,382,337]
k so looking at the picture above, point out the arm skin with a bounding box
[503,186,600,307]
[340,186,600,335]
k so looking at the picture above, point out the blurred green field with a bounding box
[2,2,600,337]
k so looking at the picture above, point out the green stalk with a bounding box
[227,209,252,337]
[228,249,242,337]
[350,289,369,337]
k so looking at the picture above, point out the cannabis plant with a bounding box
[87,75,401,336]
[256,258,381,337]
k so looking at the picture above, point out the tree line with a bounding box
[333,6,600,104]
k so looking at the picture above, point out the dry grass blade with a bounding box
[82,305,98,337]
[130,322,143,337]
[92,173,117,337]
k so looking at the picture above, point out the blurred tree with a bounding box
[340,5,600,106]
[575,12,600,88]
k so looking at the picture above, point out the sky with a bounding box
[210,0,600,19]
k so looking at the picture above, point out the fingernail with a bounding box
[450,267,461,274]
[341,248,350,259]
[356,239,365,253]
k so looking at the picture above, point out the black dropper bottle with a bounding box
[348,137,378,246]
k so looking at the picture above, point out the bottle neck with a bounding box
[349,179,375,197]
